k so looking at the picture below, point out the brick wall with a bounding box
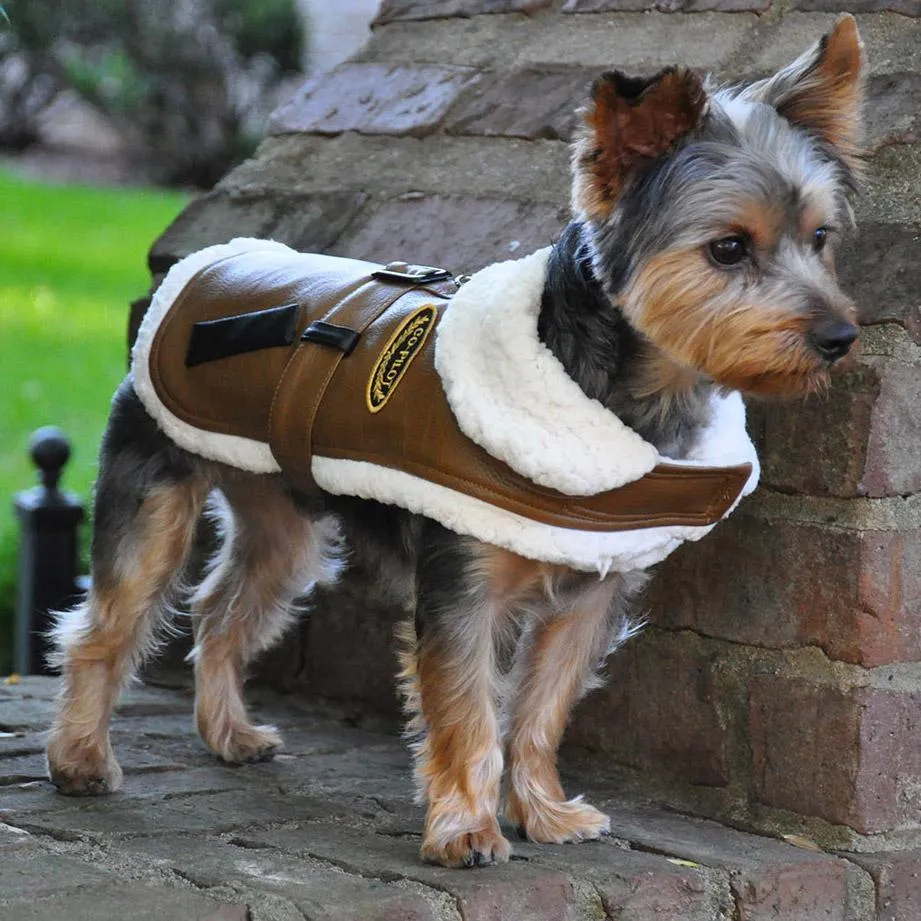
[142,0,921,866]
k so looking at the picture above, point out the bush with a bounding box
[1,0,305,187]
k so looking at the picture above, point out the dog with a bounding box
[46,15,864,869]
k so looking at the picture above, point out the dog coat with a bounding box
[132,238,759,575]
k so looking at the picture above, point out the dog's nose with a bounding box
[810,319,858,362]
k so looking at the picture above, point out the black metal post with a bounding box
[13,427,85,675]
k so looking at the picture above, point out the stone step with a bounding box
[0,677,907,919]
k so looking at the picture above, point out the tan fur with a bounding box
[625,247,852,398]
[505,578,624,843]
[47,482,206,794]
[192,477,341,763]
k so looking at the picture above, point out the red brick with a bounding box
[850,850,921,921]
[445,65,603,141]
[336,194,569,273]
[750,679,921,834]
[649,512,921,668]
[732,860,849,921]
[838,224,921,344]
[750,365,880,498]
[861,360,921,498]
[567,631,729,787]
[375,0,551,22]
[792,0,919,14]
[564,0,770,9]
[269,64,480,138]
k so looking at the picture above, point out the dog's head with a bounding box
[572,15,865,398]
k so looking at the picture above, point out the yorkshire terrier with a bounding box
[47,16,864,869]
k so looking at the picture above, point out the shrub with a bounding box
[1,0,305,187]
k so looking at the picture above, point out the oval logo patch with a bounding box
[366,304,437,413]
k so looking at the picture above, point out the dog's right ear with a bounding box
[572,67,707,222]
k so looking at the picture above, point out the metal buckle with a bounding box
[371,261,453,285]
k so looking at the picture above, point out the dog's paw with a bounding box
[46,738,123,797]
[421,825,512,869]
[507,794,610,844]
[214,723,283,765]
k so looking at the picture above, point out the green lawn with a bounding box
[0,168,188,673]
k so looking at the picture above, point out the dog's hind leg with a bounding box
[190,476,341,764]
[504,573,644,843]
[400,529,515,868]
[47,381,208,795]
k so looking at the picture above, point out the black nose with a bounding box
[810,319,858,362]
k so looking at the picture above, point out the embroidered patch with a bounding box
[367,304,437,413]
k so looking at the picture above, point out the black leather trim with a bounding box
[302,321,361,355]
[185,302,299,367]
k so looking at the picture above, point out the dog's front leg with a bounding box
[505,575,639,843]
[401,535,513,868]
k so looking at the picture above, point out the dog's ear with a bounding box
[745,14,864,171]
[572,67,707,221]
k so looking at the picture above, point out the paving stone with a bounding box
[120,835,437,921]
[375,0,551,21]
[514,838,731,919]
[564,0,769,10]
[337,194,569,273]
[750,678,921,834]
[792,0,920,13]
[445,65,602,141]
[0,820,36,852]
[148,189,368,274]
[270,63,479,137]
[849,851,921,921]
[239,823,578,921]
[0,851,118,899]
[0,728,44,757]
[0,676,58,701]
[17,788,346,839]
[2,884,246,921]
[0,697,55,731]
[590,804,851,921]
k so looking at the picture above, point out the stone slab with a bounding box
[148,189,368,274]
[270,63,479,137]
[337,194,569,273]
[375,0,551,22]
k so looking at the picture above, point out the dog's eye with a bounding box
[813,227,828,253]
[708,236,748,267]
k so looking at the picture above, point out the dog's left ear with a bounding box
[572,67,707,222]
[745,14,865,170]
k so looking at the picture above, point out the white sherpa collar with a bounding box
[434,247,760,496]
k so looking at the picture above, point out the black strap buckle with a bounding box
[371,261,453,285]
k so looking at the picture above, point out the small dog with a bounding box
[47,16,864,868]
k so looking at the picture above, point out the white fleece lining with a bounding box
[313,455,712,574]
[133,238,296,473]
[133,239,760,573]
[434,248,759,496]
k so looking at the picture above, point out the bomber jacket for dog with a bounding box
[132,238,760,574]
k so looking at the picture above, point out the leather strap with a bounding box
[268,277,454,489]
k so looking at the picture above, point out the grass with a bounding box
[0,167,188,673]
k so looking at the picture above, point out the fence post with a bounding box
[13,427,85,676]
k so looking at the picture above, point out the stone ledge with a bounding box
[375,0,552,23]
[4,679,917,920]
[269,63,480,138]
